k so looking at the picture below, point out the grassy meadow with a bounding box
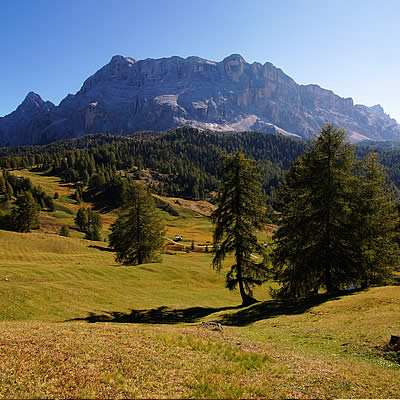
[0,169,399,398]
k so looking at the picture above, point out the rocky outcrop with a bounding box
[1,54,400,145]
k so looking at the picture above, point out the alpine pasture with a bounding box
[0,170,399,398]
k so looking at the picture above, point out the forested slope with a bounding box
[2,127,400,207]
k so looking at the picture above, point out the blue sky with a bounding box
[1,0,399,121]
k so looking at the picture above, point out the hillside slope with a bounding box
[0,227,399,398]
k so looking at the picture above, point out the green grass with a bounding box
[0,229,250,322]
[0,170,399,398]
[0,228,399,398]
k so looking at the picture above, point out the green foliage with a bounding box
[0,170,54,214]
[0,129,308,206]
[272,125,399,299]
[59,224,70,237]
[74,207,88,232]
[44,196,55,211]
[74,207,103,241]
[109,182,165,265]
[10,191,40,233]
[353,152,399,286]
[212,151,268,306]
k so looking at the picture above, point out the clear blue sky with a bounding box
[1,0,399,121]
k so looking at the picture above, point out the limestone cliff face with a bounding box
[1,54,400,145]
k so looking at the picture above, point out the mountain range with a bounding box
[1,54,400,146]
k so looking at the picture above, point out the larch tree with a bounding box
[272,124,360,298]
[59,224,70,237]
[353,152,399,287]
[109,182,165,265]
[11,191,40,233]
[85,208,102,241]
[212,151,268,306]
[74,207,88,232]
[74,207,103,241]
[272,124,399,299]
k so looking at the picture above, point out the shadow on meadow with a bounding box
[88,244,114,252]
[67,290,361,326]
[67,305,237,324]
[216,291,350,326]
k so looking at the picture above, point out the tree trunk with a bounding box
[360,280,368,290]
[237,264,257,306]
[138,249,142,265]
[325,268,334,293]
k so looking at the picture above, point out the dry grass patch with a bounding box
[0,321,399,398]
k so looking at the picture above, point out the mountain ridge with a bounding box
[1,53,399,145]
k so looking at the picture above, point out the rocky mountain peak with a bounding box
[2,54,400,146]
[19,91,44,109]
[223,53,246,63]
[109,55,136,65]
[223,54,247,81]
[12,91,56,119]
[369,104,386,116]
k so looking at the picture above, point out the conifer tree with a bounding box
[212,151,268,306]
[353,152,399,287]
[272,125,359,298]
[272,124,399,299]
[11,191,40,233]
[74,206,102,241]
[85,208,102,241]
[109,182,165,265]
[75,207,88,232]
[59,224,70,237]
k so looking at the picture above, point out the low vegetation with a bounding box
[0,126,399,398]
[0,214,399,398]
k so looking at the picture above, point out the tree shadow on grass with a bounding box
[66,290,361,326]
[88,244,114,252]
[66,305,239,324]
[216,289,362,326]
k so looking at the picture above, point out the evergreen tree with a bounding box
[10,191,40,233]
[75,207,88,232]
[74,206,102,241]
[85,225,102,241]
[59,224,70,237]
[85,208,103,241]
[353,152,399,287]
[273,125,359,297]
[109,182,165,265]
[272,124,398,299]
[44,196,55,211]
[212,151,268,306]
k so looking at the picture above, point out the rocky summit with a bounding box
[1,54,400,146]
